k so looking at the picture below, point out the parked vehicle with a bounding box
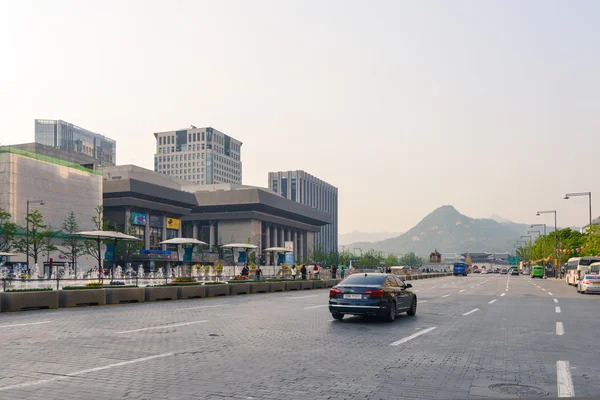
[329,273,417,322]
[565,257,600,285]
[531,265,544,278]
[481,266,488,274]
[453,262,468,276]
[500,268,508,275]
[473,265,480,273]
[510,268,519,276]
[577,274,600,294]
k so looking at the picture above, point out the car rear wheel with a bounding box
[331,313,344,320]
[384,301,397,322]
[407,298,417,316]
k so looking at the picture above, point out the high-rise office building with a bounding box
[35,119,116,166]
[268,171,338,254]
[153,126,242,185]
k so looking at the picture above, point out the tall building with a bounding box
[268,171,338,255]
[154,126,242,185]
[35,119,116,166]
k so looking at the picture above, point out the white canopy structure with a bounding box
[0,252,16,257]
[221,243,258,249]
[159,238,208,246]
[263,247,292,253]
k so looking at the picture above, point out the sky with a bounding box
[1,0,599,234]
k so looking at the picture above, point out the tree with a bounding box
[60,211,84,272]
[83,205,109,271]
[385,253,399,266]
[114,225,144,266]
[13,209,54,265]
[0,207,18,253]
[399,252,423,267]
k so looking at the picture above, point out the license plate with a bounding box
[343,294,362,299]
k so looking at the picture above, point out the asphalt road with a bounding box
[0,274,598,400]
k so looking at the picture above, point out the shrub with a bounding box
[62,286,105,290]
[6,288,53,292]
[204,282,226,285]
[85,281,102,287]
[104,285,138,288]
[109,281,125,286]
[172,277,196,283]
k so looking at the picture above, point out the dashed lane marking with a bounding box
[554,299,559,303]
[304,305,328,310]
[441,294,451,298]
[556,360,575,397]
[500,293,506,297]
[288,295,319,300]
[555,307,562,314]
[462,308,479,316]
[390,327,437,346]
[556,322,565,336]
[0,321,53,329]
[488,299,497,304]
[117,320,209,334]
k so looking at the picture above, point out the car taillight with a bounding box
[582,280,591,285]
[364,289,384,297]
[330,288,342,297]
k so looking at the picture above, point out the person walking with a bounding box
[291,265,298,280]
[331,265,337,279]
[313,264,320,279]
[300,264,307,280]
[255,265,262,281]
[340,266,345,279]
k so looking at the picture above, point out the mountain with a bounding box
[339,231,403,246]
[349,205,533,256]
[489,214,513,224]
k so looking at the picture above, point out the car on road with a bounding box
[531,265,544,278]
[329,273,417,322]
[577,274,600,294]
[473,265,481,273]
[481,266,488,274]
[500,268,508,275]
[510,268,519,275]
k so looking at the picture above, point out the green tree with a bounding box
[60,211,84,269]
[114,225,144,265]
[0,207,18,253]
[385,253,399,266]
[13,209,54,265]
[83,205,110,270]
[399,252,423,267]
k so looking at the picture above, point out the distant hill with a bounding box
[348,205,536,256]
[339,231,403,246]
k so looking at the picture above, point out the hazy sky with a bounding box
[1,0,599,234]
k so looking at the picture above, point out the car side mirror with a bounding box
[405,283,412,289]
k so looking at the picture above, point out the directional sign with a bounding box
[508,256,520,266]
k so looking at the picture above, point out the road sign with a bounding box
[508,256,520,266]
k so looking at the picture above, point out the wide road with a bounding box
[0,274,598,399]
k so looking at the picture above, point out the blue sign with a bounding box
[104,243,114,261]
[285,253,294,265]
[277,253,285,265]
[238,251,246,263]
[184,248,192,262]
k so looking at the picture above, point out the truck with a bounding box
[453,262,468,276]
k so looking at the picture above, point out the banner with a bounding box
[285,253,294,265]
[149,215,163,228]
[166,217,180,230]
[284,241,294,252]
[131,212,147,226]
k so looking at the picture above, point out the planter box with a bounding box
[285,281,300,291]
[324,279,337,288]
[299,280,313,290]
[59,289,106,308]
[177,285,206,299]
[205,284,229,297]
[106,287,145,304]
[268,282,285,292]
[145,286,178,301]
[311,280,325,289]
[1,291,59,312]
[229,283,251,295]
[252,282,269,293]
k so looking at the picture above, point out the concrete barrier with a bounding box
[312,280,325,289]
[59,289,106,307]
[229,283,251,295]
[176,285,206,299]
[145,286,178,301]
[299,280,313,290]
[252,282,269,293]
[285,281,300,291]
[106,287,145,304]
[1,291,59,312]
[268,282,286,292]
[205,284,229,297]
[324,279,337,288]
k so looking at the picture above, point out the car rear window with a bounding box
[585,275,600,280]
[341,275,385,285]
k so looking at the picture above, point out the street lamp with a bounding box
[26,200,45,273]
[531,223,547,266]
[564,192,592,232]
[521,235,532,245]
[537,210,558,276]
[516,240,528,263]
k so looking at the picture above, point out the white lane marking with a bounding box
[505,289,508,292]
[288,295,319,300]
[177,304,230,311]
[554,298,559,303]
[459,289,466,293]
[556,322,565,336]
[556,360,575,397]
[555,307,561,314]
[548,292,553,295]
[419,300,429,303]
[117,320,209,334]
[441,294,451,298]
[431,286,438,289]
[390,327,437,346]
[0,352,174,392]
[0,321,53,329]
[304,305,328,310]
[462,308,479,316]
[488,299,497,304]
[542,288,547,291]
[500,293,506,297]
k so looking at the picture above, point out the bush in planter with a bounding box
[266,279,285,282]
[109,281,125,286]
[6,288,53,292]
[204,282,227,285]
[85,281,102,287]
[172,277,196,283]
[169,282,202,286]
[104,285,138,288]
[63,286,106,290]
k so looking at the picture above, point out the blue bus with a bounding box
[453,262,468,276]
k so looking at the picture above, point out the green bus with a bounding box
[531,265,544,279]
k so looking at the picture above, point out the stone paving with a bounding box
[0,274,598,399]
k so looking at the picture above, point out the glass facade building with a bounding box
[35,119,116,166]
[268,170,338,255]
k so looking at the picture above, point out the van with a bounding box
[531,265,544,279]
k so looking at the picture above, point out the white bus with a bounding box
[566,257,600,285]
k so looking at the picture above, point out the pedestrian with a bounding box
[340,266,345,279]
[385,266,392,274]
[241,265,248,276]
[301,264,307,280]
[313,264,320,279]
[331,265,337,279]
[291,265,298,280]
[255,265,262,281]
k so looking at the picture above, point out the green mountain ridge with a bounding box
[349,205,533,256]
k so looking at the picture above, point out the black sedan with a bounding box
[329,273,417,322]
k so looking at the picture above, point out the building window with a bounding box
[272,178,278,195]
[281,177,288,198]
[291,177,297,202]
[150,227,163,249]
